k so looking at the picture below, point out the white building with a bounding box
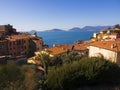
[89,41,120,64]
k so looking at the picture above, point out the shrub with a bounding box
[45,57,120,90]
[0,63,24,90]
[21,65,40,90]
[0,63,40,90]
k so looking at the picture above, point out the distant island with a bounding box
[30,25,113,33]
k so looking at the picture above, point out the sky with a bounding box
[0,0,120,31]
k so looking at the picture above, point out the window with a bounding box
[17,40,19,45]
[2,32,4,35]
[13,42,15,45]
[24,40,25,43]
[10,48,12,50]
[9,42,11,46]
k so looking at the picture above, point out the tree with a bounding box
[38,53,50,75]
[45,57,120,90]
[51,55,63,66]
[36,53,50,90]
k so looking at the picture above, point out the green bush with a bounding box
[21,65,40,90]
[0,63,24,90]
[0,64,40,90]
[45,57,120,90]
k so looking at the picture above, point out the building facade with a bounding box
[0,24,43,59]
[6,34,29,57]
[0,24,17,36]
[89,41,120,64]
[0,40,8,55]
[91,25,120,41]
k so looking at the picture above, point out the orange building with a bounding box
[6,34,29,57]
[0,24,43,59]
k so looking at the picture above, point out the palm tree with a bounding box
[38,53,50,75]
[36,53,50,90]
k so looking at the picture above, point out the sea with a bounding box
[37,31,94,47]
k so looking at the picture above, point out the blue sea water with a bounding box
[37,31,93,47]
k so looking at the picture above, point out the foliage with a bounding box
[51,51,84,66]
[0,63,40,90]
[45,57,120,90]
[21,65,40,90]
[0,63,24,90]
[38,53,50,75]
[50,55,63,66]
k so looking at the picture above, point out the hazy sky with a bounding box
[0,0,120,31]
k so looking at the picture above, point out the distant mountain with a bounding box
[45,29,65,32]
[29,25,113,33]
[29,30,37,34]
[69,26,113,32]
[69,27,81,31]
[82,26,112,31]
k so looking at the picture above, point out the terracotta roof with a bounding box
[5,34,28,41]
[100,30,107,32]
[46,47,68,55]
[73,42,91,51]
[90,41,120,52]
[53,44,73,50]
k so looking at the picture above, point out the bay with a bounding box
[37,31,94,47]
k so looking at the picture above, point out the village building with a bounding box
[89,40,120,64]
[0,40,8,55]
[29,32,43,57]
[35,46,68,57]
[90,25,120,41]
[27,44,72,64]
[34,42,90,58]
[0,24,17,37]
[0,24,43,60]
[73,41,91,56]
[27,42,91,65]
[5,33,43,58]
[5,34,30,58]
